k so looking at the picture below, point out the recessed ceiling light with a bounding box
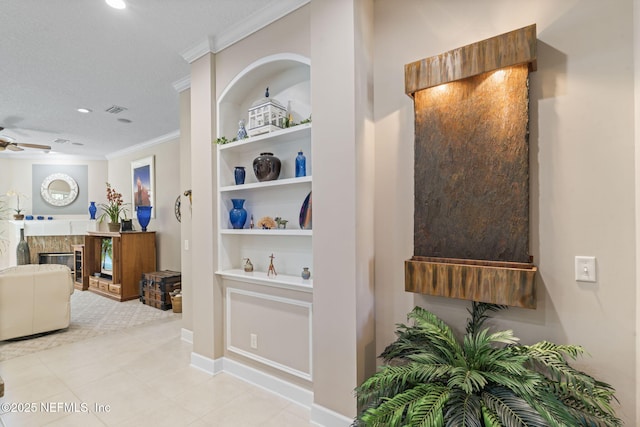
[77,108,92,113]
[106,0,126,9]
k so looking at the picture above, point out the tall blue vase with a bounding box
[88,201,97,220]
[137,206,152,231]
[295,150,306,177]
[229,199,247,229]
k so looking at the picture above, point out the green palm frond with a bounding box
[359,383,449,427]
[481,403,504,427]
[444,391,483,427]
[482,387,549,426]
[466,302,508,336]
[382,307,464,364]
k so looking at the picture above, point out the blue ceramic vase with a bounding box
[229,199,247,229]
[137,206,152,231]
[234,166,246,185]
[89,201,97,220]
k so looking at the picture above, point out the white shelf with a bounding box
[218,124,311,153]
[220,176,311,193]
[216,269,313,292]
[220,229,311,236]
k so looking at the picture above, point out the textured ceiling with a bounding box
[0,0,307,159]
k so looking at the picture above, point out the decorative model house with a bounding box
[247,87,287,136]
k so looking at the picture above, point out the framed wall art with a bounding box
[131,155,155,218]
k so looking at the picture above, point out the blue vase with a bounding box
[234,166,245,185]
[295,151,306,177]
[89,201,97,220]
[229,199,247,229]
[136,206,152,231]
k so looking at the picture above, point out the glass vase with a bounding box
[16,228,31,265]
[295,150,306,177]
[136,206,152,232]
[229,199,247,229]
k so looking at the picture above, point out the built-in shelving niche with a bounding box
[404,25,538,309]
[215,54,314,383]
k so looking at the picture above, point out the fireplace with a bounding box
[38,252,74,272]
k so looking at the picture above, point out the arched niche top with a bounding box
[217,53,311,138]
[41,173,79,207]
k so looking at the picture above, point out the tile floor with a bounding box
[0,318,314,426]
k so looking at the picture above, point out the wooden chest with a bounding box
[139,270,181,311]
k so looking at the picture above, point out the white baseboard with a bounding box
[310,403,354,427]
[187,355,352,427]
[181,328,193,343]
[189,352,223,374]
[222,357,313,408]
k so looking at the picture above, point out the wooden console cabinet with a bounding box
[84,231,157,301]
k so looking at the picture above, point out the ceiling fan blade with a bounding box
[7,144,23,151]
[17,143,51,150]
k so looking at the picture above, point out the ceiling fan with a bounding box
[0,127,51,152]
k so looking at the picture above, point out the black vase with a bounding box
[253,152,281,182]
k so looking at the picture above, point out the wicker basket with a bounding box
[171,294,182,313]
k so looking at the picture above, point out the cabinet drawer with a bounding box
[89,276,99,289]
[108,283,121,295]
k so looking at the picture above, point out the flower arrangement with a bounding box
[6,190,27,216]
[98,182,129,224]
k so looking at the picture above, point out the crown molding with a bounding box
[106,130,180,160]
[172,75,191,93]
[181,37,215,64]
[180,0,309,63]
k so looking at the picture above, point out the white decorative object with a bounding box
[40,173,79,207]
[247,87,287,136]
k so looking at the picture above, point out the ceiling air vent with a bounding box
[105,105,128,114]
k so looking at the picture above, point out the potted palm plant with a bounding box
[354,303,622,427]
[98,182,129,232]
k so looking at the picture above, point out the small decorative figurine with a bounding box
[243,258,253,272]
[274,217,288,229]
[267,253,277,278]
[250,214,254,229]
[237,119,248,140]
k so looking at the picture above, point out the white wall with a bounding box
[373,0,636,424]
[107,138,182,271]
[0,157,107,267]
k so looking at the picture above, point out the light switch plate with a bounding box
[575,256,597,282]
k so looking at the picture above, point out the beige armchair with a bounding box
[0,264,74,341]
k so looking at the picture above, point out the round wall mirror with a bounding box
[41,173,79,206]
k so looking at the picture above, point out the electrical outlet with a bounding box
[250,333,258,349]
[575,256,597,282]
